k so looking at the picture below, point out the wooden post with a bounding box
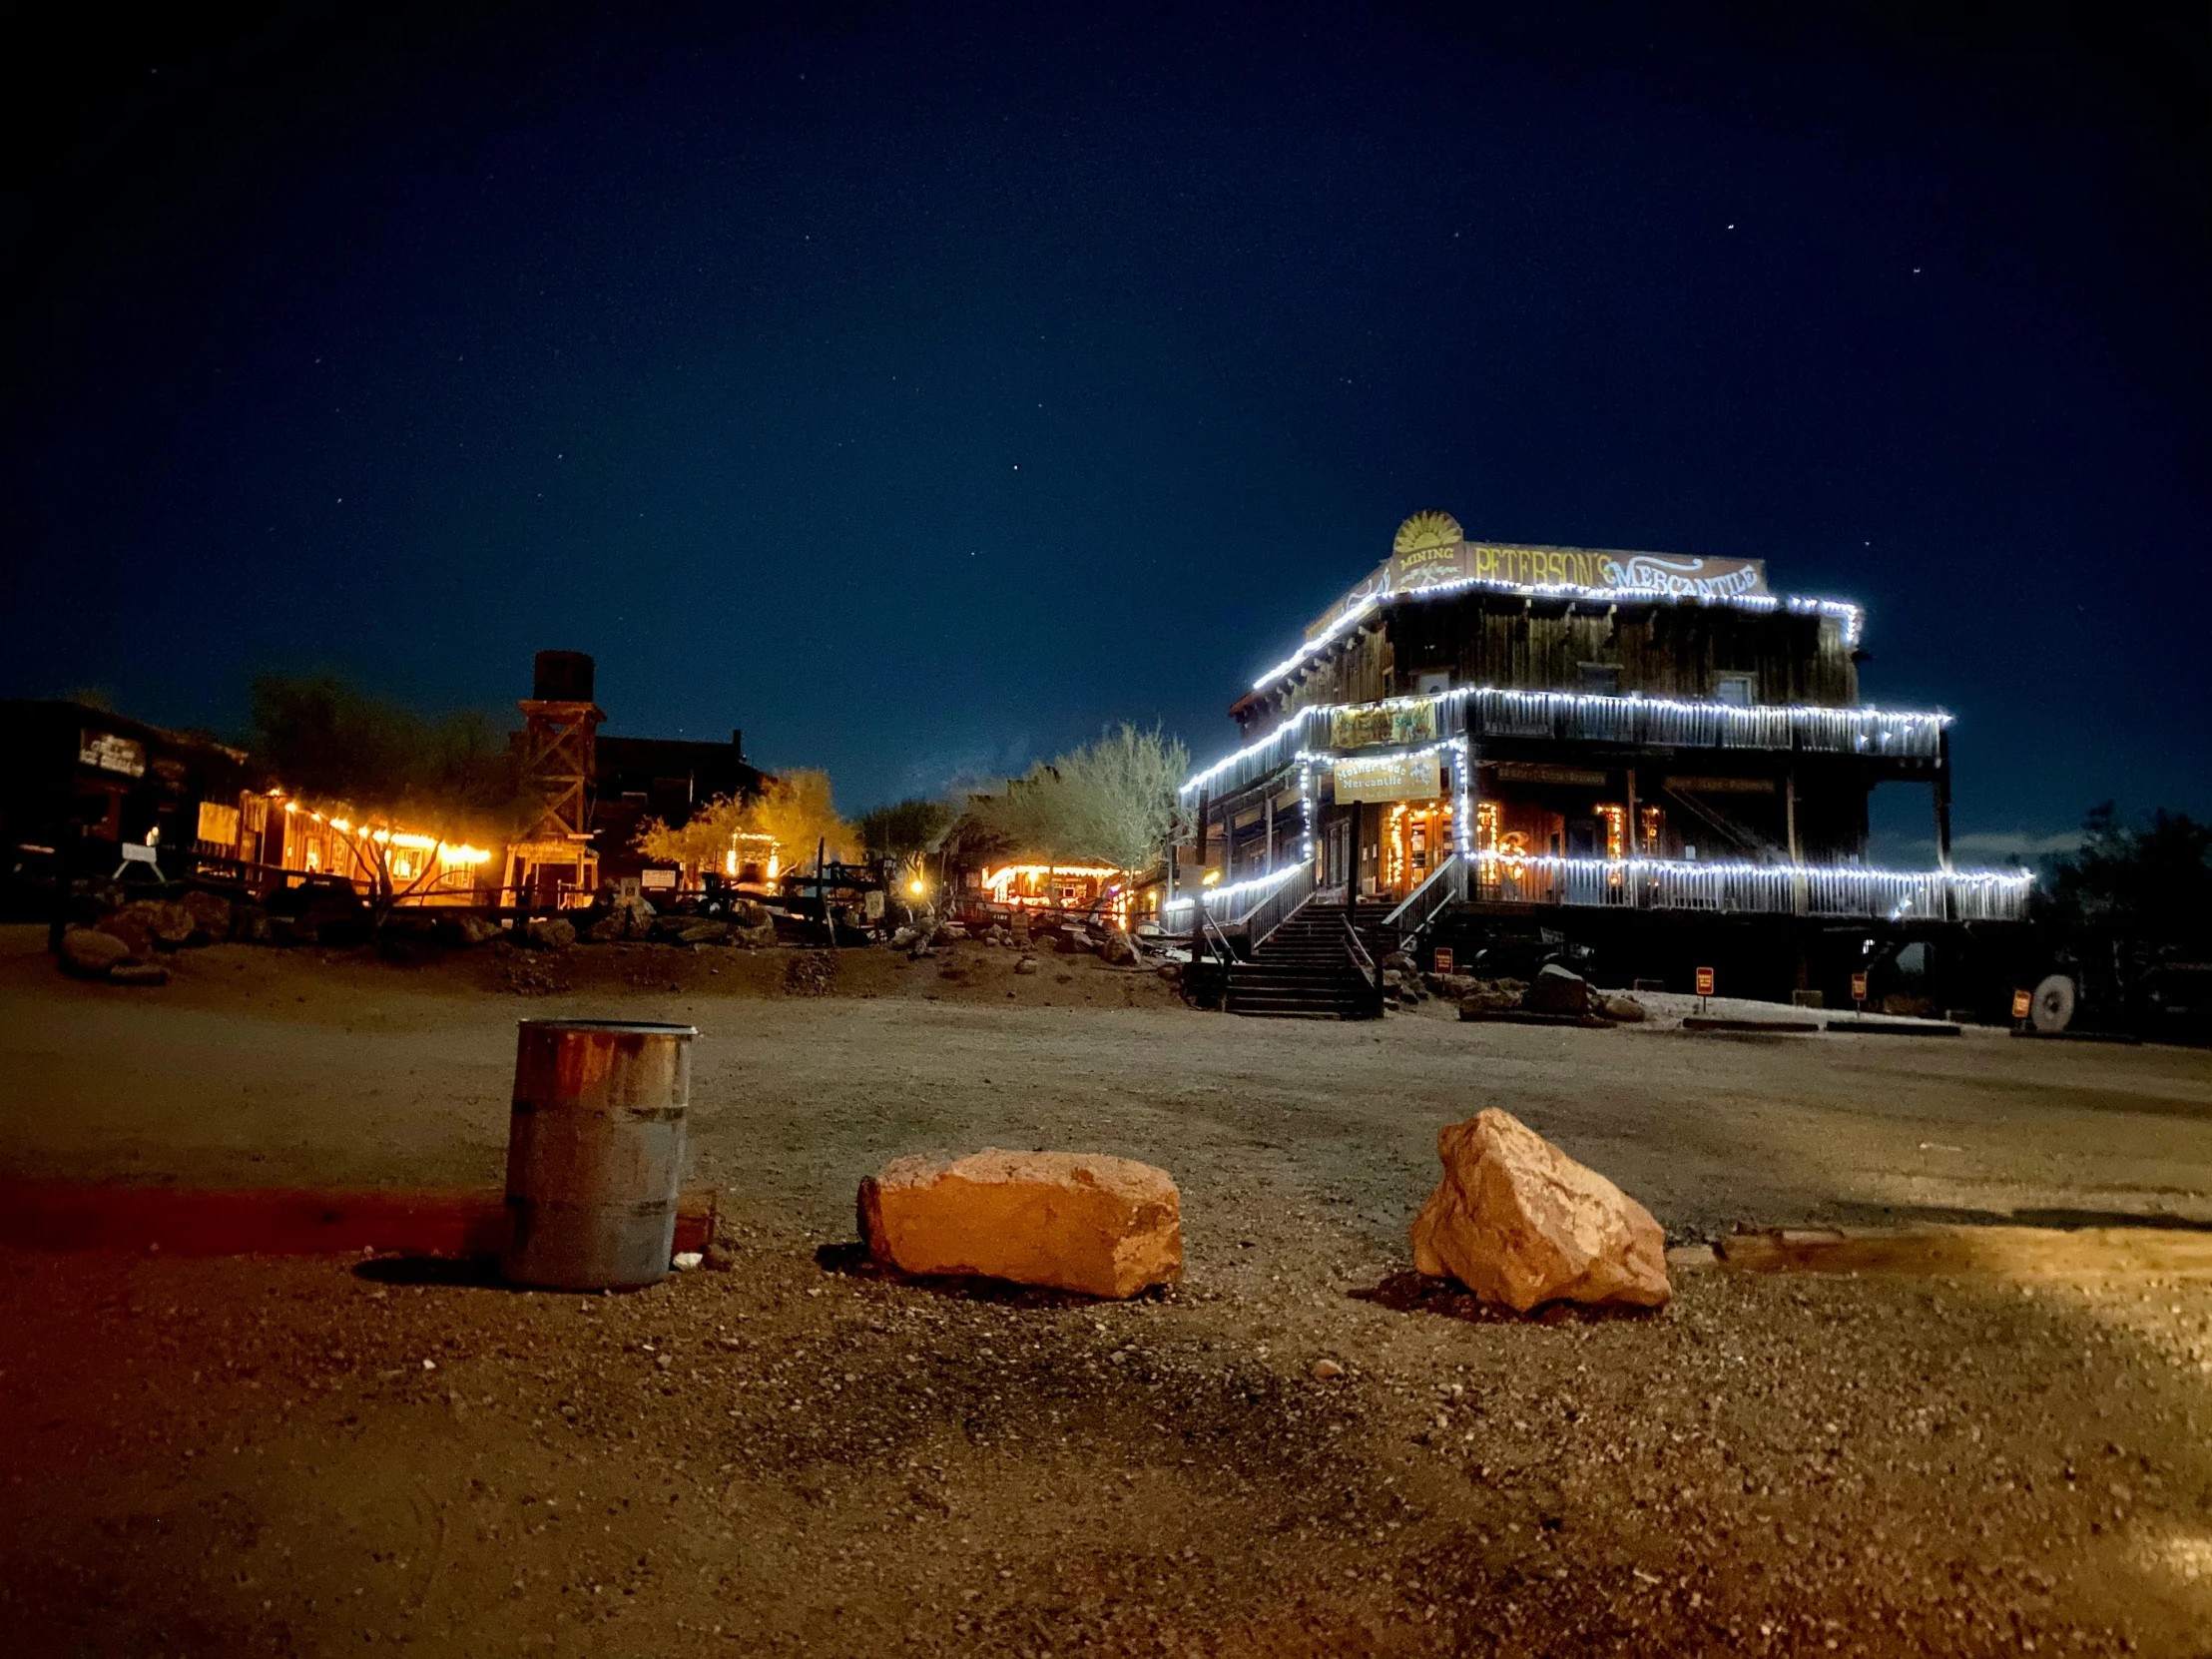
[1264,791,1276,876]
[818,835,835,948]
[1785,766,1801,861]
[1191,792,1210,959]
[1933,731,1953,873]
[1934,728,1954,921]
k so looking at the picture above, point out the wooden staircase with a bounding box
[1223,899,1386,1020]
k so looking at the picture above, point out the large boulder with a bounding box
[1524,962,1599,1017]
[587,895,657,942]
[676,918,730,944]
[114,898,197,949]
[440,913,501,947]
[179,890,234,942]
[1408,1108,1670,1311]
[95,911,154,957]
[857,1149,1183,1299]
[522,916,576,950]
[58,927,133,978]
[1602,994,1648,1023]
[1097,930,1141,966]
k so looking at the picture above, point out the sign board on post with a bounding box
[1695,965,1715,998]
[2011,988,2032,1021]
[1851,971,1870,1006]
[640,869,678,890]
[1432,947,1454,975]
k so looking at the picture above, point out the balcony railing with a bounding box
[1473,856,2029,921]
[1180,690,1946,804]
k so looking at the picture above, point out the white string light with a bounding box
[1160,860,1310,917]
[1472,854,2029,922]
[1252,577,1866,691]
[1179,687,1948,803]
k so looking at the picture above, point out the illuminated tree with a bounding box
[743,769,855,875]
[964,725,1188,873]
[633,796,750,887]
[858,798,954,886]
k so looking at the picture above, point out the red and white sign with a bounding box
[1432,947,1453,974]
[1695,966,1715,998]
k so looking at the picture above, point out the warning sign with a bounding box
[1432,947,1453,974]
[1695,966,1715,997]
[1852,971,1870,1005]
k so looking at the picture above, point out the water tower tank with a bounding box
[533,651,596,703]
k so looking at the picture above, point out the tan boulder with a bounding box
[858,1149,1182,1299]
[1409,1109,1670,1311]
[58,927,133,978]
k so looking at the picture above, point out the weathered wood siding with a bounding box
[1247,593,1857,733]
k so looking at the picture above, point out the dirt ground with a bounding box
[2,925,2211,1656]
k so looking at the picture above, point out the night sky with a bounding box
[6,3,2206,860]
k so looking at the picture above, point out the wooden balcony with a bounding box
[1472,856,2028,922]
[1181,690,1946,806]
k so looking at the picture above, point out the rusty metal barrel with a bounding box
[501,1019,698,1289]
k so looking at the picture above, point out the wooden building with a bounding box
[1,700,249,910]
[1171,514,2029,1003]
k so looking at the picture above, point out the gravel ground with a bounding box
[2,926,2210,1654]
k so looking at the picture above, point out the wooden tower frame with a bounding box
[503,695,604,907]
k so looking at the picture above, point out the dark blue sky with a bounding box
[7,3,2206,857]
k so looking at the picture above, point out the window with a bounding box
[1414,672,1449,698]
[1715,673,1756,706]
[1577,663,1620,696]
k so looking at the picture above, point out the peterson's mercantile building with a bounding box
[1167,513,2028,1003]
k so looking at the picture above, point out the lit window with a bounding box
[1715,674,1756,706]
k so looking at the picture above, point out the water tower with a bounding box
[503,650,604,907]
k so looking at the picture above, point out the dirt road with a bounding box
[2,927,2210,1655]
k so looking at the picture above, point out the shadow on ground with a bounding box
[1349,1269,1663,1326]
[812,1239,1168,1308]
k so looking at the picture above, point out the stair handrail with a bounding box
[1229,858,1317,953]
[1339,909,1384,1017]
[1382,851,1465,942]
[1192,904,1237,965]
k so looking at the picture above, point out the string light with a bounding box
[1252,577,1865,691]
[1160,861,1309,917]
[1180,688,1947,803]
[1470,854,2029,921]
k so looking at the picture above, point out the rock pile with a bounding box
[857,1148,1183,1299]
[521,916,577,950]
[1379,950,1426,1008]
[1409,1108,1671,1311]
[53,887,251,985]
[784,950,837,995]
[1455,963,1645,1024]
[587,893,658,942]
